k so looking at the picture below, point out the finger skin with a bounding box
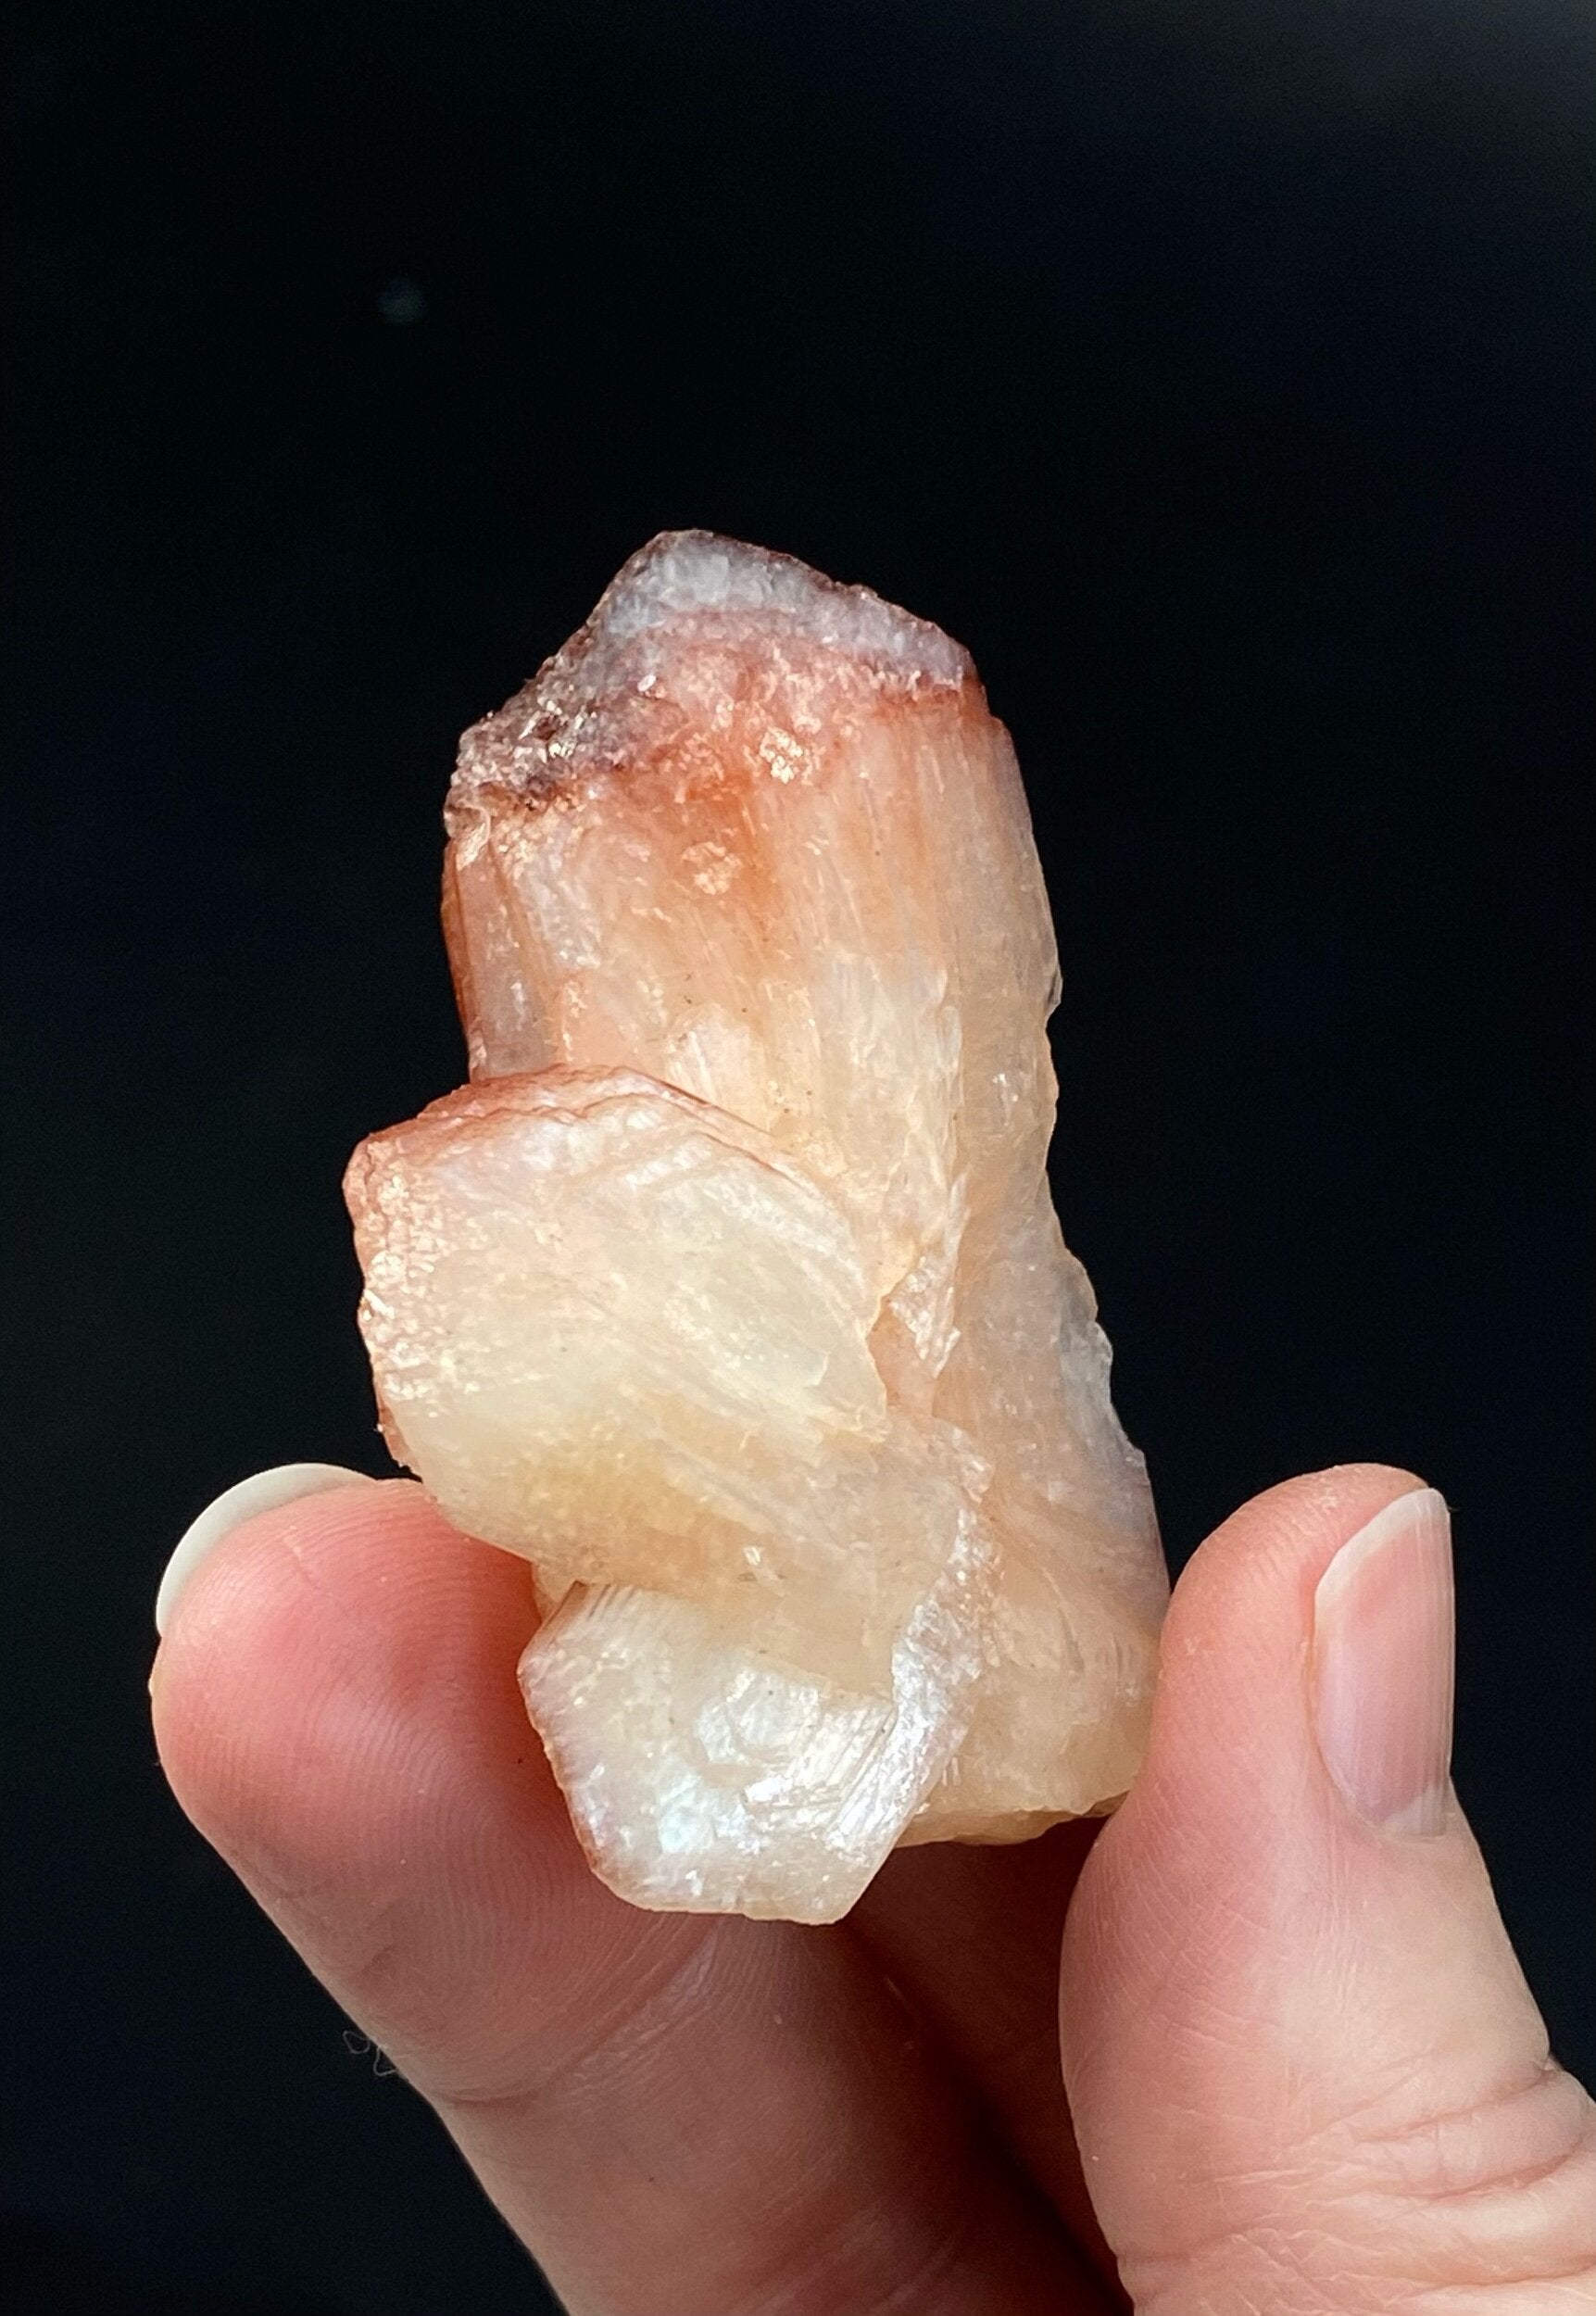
[152,1484,1102,2316]
[1061,1464,1596,2315]
[855,1827,1126,2305]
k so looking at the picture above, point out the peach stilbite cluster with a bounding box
[345,534,1166,1924]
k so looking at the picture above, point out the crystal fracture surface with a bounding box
[345,534,1165,1923]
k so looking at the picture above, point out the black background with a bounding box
[5,3,1592,2310]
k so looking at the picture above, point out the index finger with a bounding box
[151,1480,1107,2316]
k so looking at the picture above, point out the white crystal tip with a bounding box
[450,532,977,824]
[594,531,974,685]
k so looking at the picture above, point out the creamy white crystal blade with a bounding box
[346,1067,997,1917]
[346,531,1166,1917]
[521,1494,990,1922]
[346,1070,990,1683]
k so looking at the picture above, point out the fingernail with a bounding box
[155,1464,375,1638]
[1312,1487,1455,1836]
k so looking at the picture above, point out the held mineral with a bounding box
[345,534,1166,1924]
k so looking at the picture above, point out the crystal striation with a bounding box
[345,533,1166,1923]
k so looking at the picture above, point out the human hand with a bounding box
[151,1464,1595,2313]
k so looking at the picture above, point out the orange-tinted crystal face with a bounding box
[346,534,1165,1922]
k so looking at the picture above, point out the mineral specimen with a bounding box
[345,533,1165,1924]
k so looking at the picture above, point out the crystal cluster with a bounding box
[345,534,1165,1923]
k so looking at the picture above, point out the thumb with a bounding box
[1060,1465,1596,2314]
